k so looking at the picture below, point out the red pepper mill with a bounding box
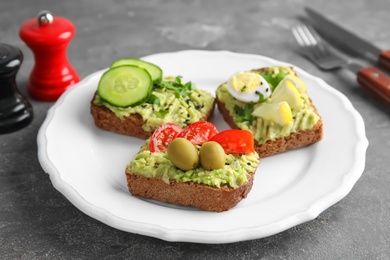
[19,10,80,101]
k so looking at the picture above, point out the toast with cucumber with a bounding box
[90,58,215,139]
[215,66,323,158]
[126,121,260,212]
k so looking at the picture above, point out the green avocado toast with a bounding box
[216,66,323,158]
[91,58,215,138]
[126,122,260,212]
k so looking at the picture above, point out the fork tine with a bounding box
[292,26,307,47]
[291,26,306,46]
[300,25,318,45]
[292,25,315,46]
[291,22,347,70]
[294,23,335,58]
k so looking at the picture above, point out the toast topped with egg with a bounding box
[91,58,215,139]
[126,121,260,212]
[216,66,323,158]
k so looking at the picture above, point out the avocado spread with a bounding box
[94,76,215,132]
[127,141,260,188]
[216,66,320,144]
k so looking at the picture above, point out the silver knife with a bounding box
[305,6,390,72]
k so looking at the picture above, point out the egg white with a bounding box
[227,72,271,103]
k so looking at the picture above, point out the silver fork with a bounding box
[292,24,353,71]
[292,23,390,105]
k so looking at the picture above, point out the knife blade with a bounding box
[305,6,390,72]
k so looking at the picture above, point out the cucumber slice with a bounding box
[110,58,163,83]
[98,65,152,107]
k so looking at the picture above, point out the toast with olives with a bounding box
[90,58,215,139]
[125,170,256,212]
[125,123,260,212]
[215,66,323,158]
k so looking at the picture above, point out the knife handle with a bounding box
[357,66,390,105]
[379,50,390,72]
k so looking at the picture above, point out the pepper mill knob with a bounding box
[19,11,80,101]
[0,43,33,134]
[37,10,54,25]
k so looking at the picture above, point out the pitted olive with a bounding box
[199,141,226,170]
[167,138,199,171]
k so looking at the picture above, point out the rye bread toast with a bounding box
[91,93,151,139]
[126,138,260,212]
[216,98,323,158]
[125,170,256,212]
[91,88,215,139]
[216,67,323,158]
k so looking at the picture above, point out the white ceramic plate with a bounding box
[38,50,368,244]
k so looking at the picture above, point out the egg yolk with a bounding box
[229,72,262,94]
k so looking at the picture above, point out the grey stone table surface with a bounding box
[1,0,390,259]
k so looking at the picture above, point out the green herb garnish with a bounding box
[234,104,254,122]
[258,93,265,103]
[155,76,196,98]
[147,94,160,105]
[156,109,169,117]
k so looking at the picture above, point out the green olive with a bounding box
[199,141,226,170]
[167,138,199,171]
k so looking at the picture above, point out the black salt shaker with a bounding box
[0,43,33,134]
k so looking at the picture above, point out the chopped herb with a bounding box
[156,109,169,117]
[174,90,181,98]
[240,85,247,93]
[154,76,197,98]
[234,104,254,123]
[147,94,160,105]
[175,76,182,85]
[184,81,196,90]
[258,93,266,103]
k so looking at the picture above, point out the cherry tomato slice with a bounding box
[209,129,255,154]
[149,123,182,152]
[176,121,218,145]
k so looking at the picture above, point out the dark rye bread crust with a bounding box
[125,170,256,212]
[90,92,216,139]
[216,94,323,158]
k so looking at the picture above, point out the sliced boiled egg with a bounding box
[227,72,271,103]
